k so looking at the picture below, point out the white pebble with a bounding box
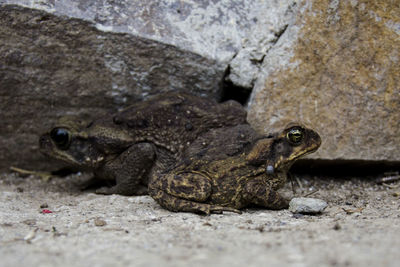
[289,197,328,214]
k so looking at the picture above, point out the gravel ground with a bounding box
[1,170,399,267]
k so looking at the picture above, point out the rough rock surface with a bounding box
[248,0,400,161]
[1,0,297,88]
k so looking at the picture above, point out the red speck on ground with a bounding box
[41,209,53,214]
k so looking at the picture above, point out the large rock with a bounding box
[1,0,297,89]
[248,0,400,161]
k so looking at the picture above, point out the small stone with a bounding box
[40,203,49,209]
[333,223,341,231]
[94,218,107,227]
[23,219,37,226]
[289,197,328,214]
[255,225,265,233]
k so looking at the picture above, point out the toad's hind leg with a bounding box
[163,172,212,202]
[149,172,241,215]
[150,188,241,215]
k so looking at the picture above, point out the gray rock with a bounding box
[226,1,297,89]
[289,197,328,214]
[1,0,298,89]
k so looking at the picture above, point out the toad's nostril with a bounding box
[39,135,50,148]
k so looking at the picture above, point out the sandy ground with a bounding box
[1,170,399,267]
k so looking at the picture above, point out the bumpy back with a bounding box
[89,92,248,154]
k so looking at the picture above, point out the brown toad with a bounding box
[149,123,321,214]
[39,92,247,195]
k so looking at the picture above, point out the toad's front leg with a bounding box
[95,142,156,196]
[149,172,241,215]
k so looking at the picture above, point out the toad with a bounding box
[149,123,321,214]
[39,92,247,195]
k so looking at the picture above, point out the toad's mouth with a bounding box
[266,140,321,174]
[39,134,81,167]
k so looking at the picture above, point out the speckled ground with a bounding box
[1,171,399,267]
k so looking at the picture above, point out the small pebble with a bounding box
[255,225,265,233]
[23,219,37,226]
[333,223,341,230]
[289,197,328,214]
[94,218,107,227]
[40,203,49,209]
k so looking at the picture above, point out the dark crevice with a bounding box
[250,54,266,65]
[291,159,400,178]
[219,23,289,105]
[219,65,252,105]
[274,24,288,41]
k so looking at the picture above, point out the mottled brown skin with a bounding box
[39,92,247,195]
[149,124,321,215]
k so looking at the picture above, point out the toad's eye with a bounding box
[287,128,303,145]
[50,128,71,150]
